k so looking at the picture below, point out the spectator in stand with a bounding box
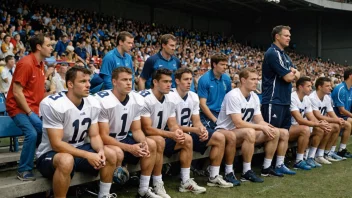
[6,34,53,181]
[1,35,14,58]
[100,31,134,90]
[54,34,68,57]
[51,63,68,93]
[0,55,15,97]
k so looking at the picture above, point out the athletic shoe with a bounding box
[207,175,233,188]
[179,178,206,194]
[331,152,347,160]
[324,154,342,162]
[17,171,36,181]
[293,160,311,170]
[261,166,284,177]
[274,164,296,175]
[306,158,321,168]
[138,188,162,198]
[224,172,241,186]
[102,193,117,198]
[315,156,332,165]
[241,170,264,183]
[153,181,171,198]
[337,149,352,158]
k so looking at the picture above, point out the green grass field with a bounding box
[105,145,352,198]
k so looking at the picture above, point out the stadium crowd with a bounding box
[1,1,352,198]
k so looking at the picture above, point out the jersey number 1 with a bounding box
[110,113,128,138]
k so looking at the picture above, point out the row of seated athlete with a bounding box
[35,65,352,198]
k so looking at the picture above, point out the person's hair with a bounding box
[271,25,291,42]
[210,54,227,69]
[117,31,134,44]
[296,76,311,90]
[239,67,257,82]
[112,67,133,80]
[315,77,331,90]
[3,34,10,41]
[4,55,14,63]
[344,67,352,81]
[160,34,176,46]
[151,68,172,88]
[65,66,91,87]
[29,33,49,53]
[175,67,193,80]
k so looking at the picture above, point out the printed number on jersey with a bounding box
[241,108,254,122]
[69,118,91,144]
[110,113,129,138]
[180,108,191,126]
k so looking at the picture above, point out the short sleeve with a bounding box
[309,96,320,111]
[133,104,143,121]
[98,106,109,123]
[253,94,261,115]
[12,60,31,87]
[197,76,209,99]
[290,97,299,112]
[1,69,8,80]
[334,87,345,107]
[90,107,101,124]
[225,93,242,115]
[40,103,64,129]
[141,101,151,117]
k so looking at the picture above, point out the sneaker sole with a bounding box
[17,176,36,181]
[293,167,311,171]
[261,173,284,177]
[206,182,233,188]
[240,178,264,183]
[179,188,206,194]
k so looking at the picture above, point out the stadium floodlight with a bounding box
[266,0,280,3]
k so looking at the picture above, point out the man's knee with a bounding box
[183,133,193,149]
[279,128,289,141]
[300,125,310,138]
[246,128,256,143]
[104,146,117,165]
[53,153,74,175]
[210,132,225,146]
[146,138,157,154]
[151,136,165,152]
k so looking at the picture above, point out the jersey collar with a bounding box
[271,43,284,53]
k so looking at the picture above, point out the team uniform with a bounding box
[36,92,101,178]
[331,82,352,120]
[139,89,178,157]
[290,91,313,126]
[216,88,261,130]
[261,43,295,130]
[309,91,334,117]
[169,89,214,154]
[95,90,145,164]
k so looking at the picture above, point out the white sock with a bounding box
[225,164,233,175]
[308,147,317,158]
[180,168,190,183]
[209,166,220,178]
[316,149,324,157]
[243,162,251,174]
[275,156,285,167]
[152,175,163,186]
[139,175,150,194]
[331,146,337,152]
[296,153,304,163]
[98,181,111,198]
[263,158,272,169]
[304,148,309,160]
[340,144,347,151]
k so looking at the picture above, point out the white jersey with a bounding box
[168,88,200,126]
[216,88,261,130]
[96,90,144,141]
[140,89,176,129]
[37,92,101,158]
[309,91,333,116]
[290,91,313,125]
